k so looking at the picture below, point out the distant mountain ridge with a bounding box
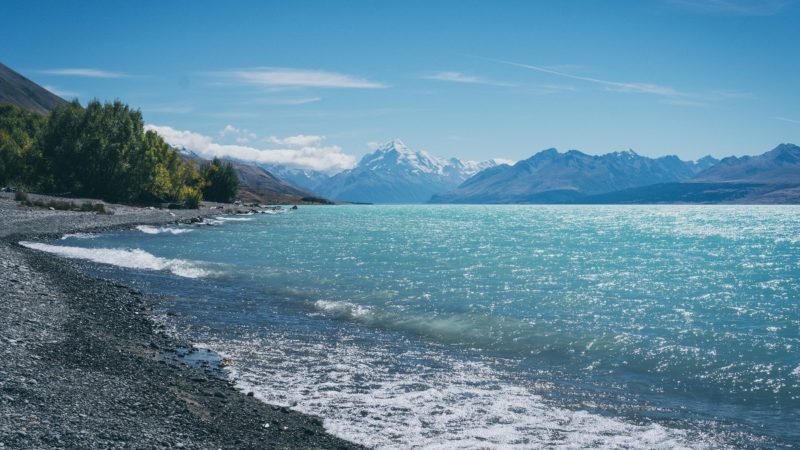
[314,139,504,203]
[0,62,67,114]
[258,164,331,192]
[430,148,712,204]
[432,144,800,204]
[692,143,800,184]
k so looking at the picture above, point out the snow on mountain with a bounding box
[314,139,503,203]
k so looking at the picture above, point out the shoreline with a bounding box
[0,195,363,449]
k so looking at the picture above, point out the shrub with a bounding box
[179,185,202,209]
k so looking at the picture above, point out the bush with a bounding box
[14,190,28,202]
[179,185,202,209]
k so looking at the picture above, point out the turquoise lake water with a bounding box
[26,205,800,448]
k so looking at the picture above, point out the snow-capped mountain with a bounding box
[314,139,506,203]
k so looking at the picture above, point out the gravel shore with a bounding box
[0,194,363,449]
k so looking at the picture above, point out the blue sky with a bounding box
[3,0,799,171]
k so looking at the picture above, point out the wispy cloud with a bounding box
[261,97,322,105]
[43,85,79,98]
[146,125,355,172]
[483,57,748,106]
[216,67,387,89]
[776,116,800,124]
[422,71,516,87]
[39,68,127,78]
[487,58,685,96]
[668,0,790,16]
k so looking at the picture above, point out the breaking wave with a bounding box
[19,241,209,278]
[136,225,193,235]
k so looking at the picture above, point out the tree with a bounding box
[37,99,203,205]
[0,100,222,207]
[0,104,46,187]
[200,158,238,203]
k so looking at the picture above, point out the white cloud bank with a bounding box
[145,125,356,173]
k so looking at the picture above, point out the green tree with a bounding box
[37,99,203,205]
[0,104,46,187]
[1,100,216,207]
[200,157,238,203]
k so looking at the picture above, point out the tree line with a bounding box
[0,99,238,206]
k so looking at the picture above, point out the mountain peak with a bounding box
[376,138,410,154]
[769,143,799,154]
[316,140,502,203]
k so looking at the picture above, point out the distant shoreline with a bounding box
[0,193,363,449]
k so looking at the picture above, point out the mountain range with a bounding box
[312,139,503,203]
[430,149,717,203]
[431,144,800,204]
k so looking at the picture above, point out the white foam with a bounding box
[215,216,253,222]
[314,300,372,320]
[60,232,98,240]
[20,241,208,278]
[205,332,713,450]
[136,225,193,235]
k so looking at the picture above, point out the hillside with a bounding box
[180,151,326,204]
[0,62,67,114]
[231,160,326,204]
